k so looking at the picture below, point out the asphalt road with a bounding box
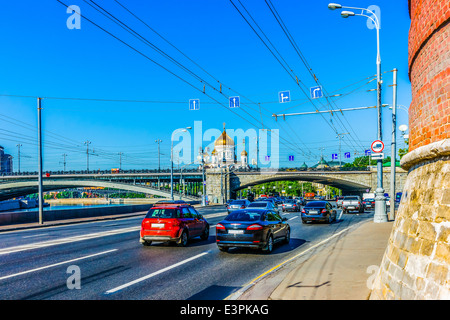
[0,203,374,300]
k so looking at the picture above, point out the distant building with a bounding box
[0,146,13,174]
[310,156,346,169]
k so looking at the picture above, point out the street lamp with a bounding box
[171,127,192,200]
[328,3,387,223]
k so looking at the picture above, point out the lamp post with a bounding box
[328,3,387,223]
[171,127,191,201]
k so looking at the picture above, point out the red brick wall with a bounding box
[408,0,450,151]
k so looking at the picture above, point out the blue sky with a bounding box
[0,0,412,172]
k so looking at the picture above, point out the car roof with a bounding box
[227,208,270,214]
[305,201,327,205]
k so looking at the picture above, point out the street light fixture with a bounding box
[328,3,343,10]
[170,127,192,200]
[341,11,355,18]
[328,3,387,223]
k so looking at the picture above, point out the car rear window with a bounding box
[305,202,326,208]
[225,211,262,221]
[145,208,181,219]
[231,200,246,205]
[247,203,267,207]
[344,196,359,200]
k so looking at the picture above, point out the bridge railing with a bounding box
[0,166,370,177]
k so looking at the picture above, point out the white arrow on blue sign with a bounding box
[332,153,338,160]
[310,86,323,99]
[189,99,200,110]
[229,96,240,108]
[288,155,294,161]
[365,149,372,156]
[344,152,351,159]
[278,91,291,103]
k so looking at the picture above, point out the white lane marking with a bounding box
[288,216,298,221]
[22,233,50,239]
[0,249,118,281]
[0,226,140,255]
[337,210,344,221]
[105,251,210,294]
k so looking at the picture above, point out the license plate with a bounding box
[151,223,164,228]
[309,210,318,214]
[348,206,355,209]
[228,230,244,234]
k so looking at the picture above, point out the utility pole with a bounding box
[337,133,349,167]
[16,144,22,174]
[62,153,67,172]
[389,68,398,221]
[84,140,91,173]
[118,152,123,170]
[37,98,43,225]
[155,139,162,172]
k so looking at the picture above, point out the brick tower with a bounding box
[370,0,449,299]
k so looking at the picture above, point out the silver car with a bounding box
[227,199,251,213]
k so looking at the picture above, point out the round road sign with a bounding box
[371,140,384,153]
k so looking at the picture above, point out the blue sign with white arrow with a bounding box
[344,152,351,159]
[332,153,338,160]
[310,86,323,99]
[229,96,240,108]
[288,155,294,161]
[189,99,200,110]
[278,91,291,103]
[365,149,372,156]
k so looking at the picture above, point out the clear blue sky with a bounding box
[0,0,412,172]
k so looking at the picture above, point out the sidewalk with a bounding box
[237,220,394,300]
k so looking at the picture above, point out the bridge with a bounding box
[0,167,407,203]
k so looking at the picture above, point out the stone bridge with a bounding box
[0,172,202,201]
[205,168,407,203]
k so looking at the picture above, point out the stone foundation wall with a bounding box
[370,139,450,299]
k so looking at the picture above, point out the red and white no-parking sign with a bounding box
[371,140,384,153]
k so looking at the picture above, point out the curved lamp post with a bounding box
[328,3,387,222]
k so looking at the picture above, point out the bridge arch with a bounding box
[0,179,199,201]
[231,173,371,194]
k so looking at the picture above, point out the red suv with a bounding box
[140,204,209,247]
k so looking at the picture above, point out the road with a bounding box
[0,203,374,300]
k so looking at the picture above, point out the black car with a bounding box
[216,209,290,253]
[362,198,375,210]
[301,201,337,224]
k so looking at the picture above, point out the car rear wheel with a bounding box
[262,235,273,253]
[142,240,152,246]
[178,230,189,247]
[284,228,290,244]
[218,246,229,252]
[200,225,209,241]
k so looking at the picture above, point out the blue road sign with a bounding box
[344,152,351,159]
[332,153,338,160]
[278,91,291,103]
[365,149,372,156]
[288,155,294,161]
[189,99,200,110]
[310,86,323,99]
[265,155,271,161]
[229,96,240,108]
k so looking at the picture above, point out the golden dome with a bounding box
[214,129,234,147]
[211,149,217,155]
[241,149,248,156]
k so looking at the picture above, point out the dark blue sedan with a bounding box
[216,209,290,253]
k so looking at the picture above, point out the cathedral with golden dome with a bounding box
[203,124,249,169]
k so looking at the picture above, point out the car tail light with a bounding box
[301,209,306,213]
[321,209,327,214]
[247,224,263,231]
[240,205,245,209]
[293,204,297,207]
[216,223,225,230]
